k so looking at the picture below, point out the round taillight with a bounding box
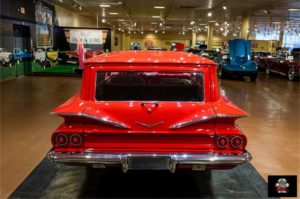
[70,134,82,146]
[231,136,243,149]
[56,134,68,146]
[216,136,229,148]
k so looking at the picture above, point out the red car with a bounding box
[266,53,300,81]
[47,51,252,173]
[66,48,103,60]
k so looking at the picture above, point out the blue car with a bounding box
[13,48,32,61]
[216,39,257,81]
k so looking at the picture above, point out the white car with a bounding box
[0,48,13,65]
[34,48,46,63]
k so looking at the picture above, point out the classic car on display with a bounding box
[66,48,103,63]
[252,52,272,71]
[47,50,252,173]
[0,48,13,66]
[216,39,258,81]
[34,48,58,67]
[265,51,300,81]
[13,48,32,61]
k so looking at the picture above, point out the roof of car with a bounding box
[85,50,216,66]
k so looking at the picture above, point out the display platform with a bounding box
[31,62,79,75]
[9,156,276,198]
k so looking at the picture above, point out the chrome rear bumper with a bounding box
[47,150,252,173]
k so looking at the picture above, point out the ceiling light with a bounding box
[118,19,125,21]
[109,12,119,15]
[102,18,106,23]
[190,21,195,25]
[208,20,216,22]
[162,31,165,34]
[182,31,185,35]
[141,31,144,34]
[99,4,111,8]
[154,30,158,33]
[78,6,82,10]
[134,22,137,26]
[215,22,219,26]
[58,0,63,2]
[222,6,227,10]
[159,22,163,26]
[288,8,300,11]
[220,27,224,31]
[152,16,161,18]
[154,6,165,9]
[199,24,206,26]
[208,12,212,17]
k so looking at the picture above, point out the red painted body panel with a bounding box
[51,51,248,159]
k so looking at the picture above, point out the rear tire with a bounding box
[250,73,257,81]
[265,66,270,75]
[218,65,226,79]
[288,67,295,81]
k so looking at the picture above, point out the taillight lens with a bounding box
[231,136,243,149]
[56,134,68,146]
[216,136,229,148]
[70,134,82,146]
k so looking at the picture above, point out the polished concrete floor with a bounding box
[1,74,299,198]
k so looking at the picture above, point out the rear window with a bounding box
[95,71,204,102]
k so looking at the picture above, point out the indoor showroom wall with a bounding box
[55,5,97,28]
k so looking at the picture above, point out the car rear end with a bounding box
[48,53,251,172]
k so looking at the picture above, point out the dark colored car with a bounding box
[265,51,300,81]
[253,52,272,71]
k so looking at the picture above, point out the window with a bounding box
[95,71,204,102]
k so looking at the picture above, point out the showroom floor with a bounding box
[1,74,299,198]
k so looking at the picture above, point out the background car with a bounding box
[0,48,13,66]
[34,48,58,67]
[13,48,32,61]
[265,51,299,81]
[216,39,257,81]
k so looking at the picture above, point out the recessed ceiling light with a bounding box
[102,18,106,23]
[222,6,227,10]
[154,6,165,9]
[208,12,212,17]
[152,16,161,18]
[99,4,110,8]
[109,12,119,15]
[288,8,300,11]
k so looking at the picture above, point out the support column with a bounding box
[122,33,130,51]
[241,14,249,40]
[110,29,115,52]
[207,22,214,50]
[192,31,197,47]
[278,30,284,48]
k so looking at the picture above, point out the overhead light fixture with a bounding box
[78,5,82,10]
[159,22,163,26]
[288,8,300,11]
[154,6,165,9]
[190,21,195,25]
[162,31,165,34]
[141,31,144,34]
[109,12,119,15]
[215,22,219,26]
[134,22,137,26]
[152,16,161,18]
[118,19,125,21]
[102,18,106,23]
[199,23,206,26]
[154,30,158,33]
[99,4,111,8]
[208,20,216,22]
[58,0,63,2]
[222,6,227,10]
[207,12,212,17]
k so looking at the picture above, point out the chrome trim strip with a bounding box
[135,121,164,128]
[47,150,252,173]
[169,114,249,129]
[170,115,216,129]
[50,112,129,129]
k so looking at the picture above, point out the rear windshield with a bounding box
[95,71,204,102]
